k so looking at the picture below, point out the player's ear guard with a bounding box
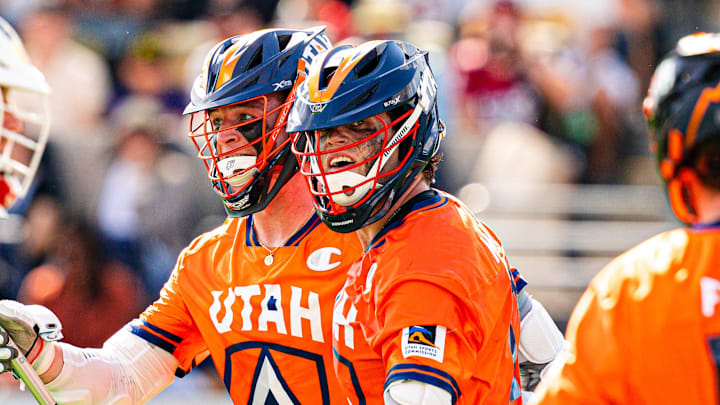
[518,297,564,365]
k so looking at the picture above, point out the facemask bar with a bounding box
[0,89,51,215]
[187,93,293,200]
[294,106,419,213]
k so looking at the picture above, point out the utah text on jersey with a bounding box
[129,215,362,404]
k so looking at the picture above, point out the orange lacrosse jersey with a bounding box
[532,225,720,405]
[130,213,362,404]
[332,190,523,405]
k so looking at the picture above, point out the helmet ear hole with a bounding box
[668,170,699,224]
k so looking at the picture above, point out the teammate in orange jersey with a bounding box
[530,32,720,405]
[287,40,545,404]
[0,27,365,404]
[0,17,51,218]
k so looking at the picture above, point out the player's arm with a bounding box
[374,278,509,405]
[0,300,179,405]
[516,289,565,394]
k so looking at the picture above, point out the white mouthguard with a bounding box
[218,156,259,187]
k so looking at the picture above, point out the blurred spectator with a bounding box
[351,0,410,40]
[19,4,112,139]
[0,143,67,300]
[452,1,545,131]
[520,10,641,183]
[439,1,556,191]
[181,4,264,93]
[444,0,642,186]
[18,218,147,347]
[95,96,223,296]
[111,27,189,115]
[0,195,64,300]
[615,0,663,98]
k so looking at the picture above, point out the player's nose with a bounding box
[216,126,251,154]
[321,126,352,149]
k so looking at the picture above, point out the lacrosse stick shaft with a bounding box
[6,334,57,405]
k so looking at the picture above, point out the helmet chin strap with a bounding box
[218,155,259,188]
[312,103,424,207]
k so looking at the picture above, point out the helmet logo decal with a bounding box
[383,95,401,108]
[306,247,342,271]
[273,79,292,91]
[310,103,328,113]
[227,193,251,210]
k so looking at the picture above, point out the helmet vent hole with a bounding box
[247,47,264,70]
[703,65,720,83]
[355,50,380,78]
[320,66,338,90]
[277,35,291,51]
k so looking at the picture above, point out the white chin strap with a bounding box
[218,156,258,188]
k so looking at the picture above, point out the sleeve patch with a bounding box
[401,325,446,363]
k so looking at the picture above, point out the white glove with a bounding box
[0,300,63,358]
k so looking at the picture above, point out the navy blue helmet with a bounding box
[184,26,331,216]
[643,32,720,224]
[288,40,444,232]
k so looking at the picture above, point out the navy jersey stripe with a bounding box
[245,215,256,246]
[707,336,720,405]
[333,347,366,405]
[129,324,177,354]
[288,213,321,246]
[247,213,320,247]
[138,320,183,343]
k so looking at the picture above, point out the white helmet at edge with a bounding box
[0,16,52,218]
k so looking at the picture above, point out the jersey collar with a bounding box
[245,213,321,247]
[367,189,448,251]
[691,220,720,230]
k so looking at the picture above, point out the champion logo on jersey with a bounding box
[306,247,342,271]
[401,325,446,363]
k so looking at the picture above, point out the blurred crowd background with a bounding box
[0,0,715,400]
